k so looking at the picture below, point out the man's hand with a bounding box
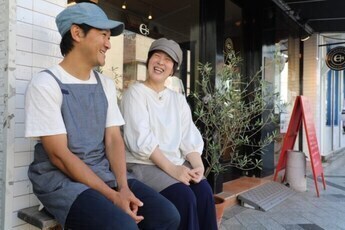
[104,127,144,222]
[112,187,144,223]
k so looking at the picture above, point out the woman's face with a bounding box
[147,51,174,84]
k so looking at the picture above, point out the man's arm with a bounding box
[41,134,143,222]
[104,126,128,189]
[41,134,116,199]
[104,126,144,222]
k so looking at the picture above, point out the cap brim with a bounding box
[85,20,124,36]
[151,46,179,65]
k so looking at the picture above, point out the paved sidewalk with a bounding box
[220,151,345,230]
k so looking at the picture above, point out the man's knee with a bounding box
[159,197,181,227]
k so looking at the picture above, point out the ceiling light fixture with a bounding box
[301,35,310,42]
[67,1,76,6]
[121,1,127,9]
[148,6,153,20]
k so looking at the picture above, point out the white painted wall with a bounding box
[302,35,322,158]
[1,0,66,229]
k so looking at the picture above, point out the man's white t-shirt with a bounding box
[25,65,124,138]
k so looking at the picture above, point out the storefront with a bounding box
[0,0,315,228]
[84,0,306,179]
[320,34,345,157]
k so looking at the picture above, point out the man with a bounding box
[25,2,179,229]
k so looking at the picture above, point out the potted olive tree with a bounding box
[192,49,279,194]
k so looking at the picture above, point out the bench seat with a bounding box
[17,205,62,230]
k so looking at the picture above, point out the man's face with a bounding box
[78,28,112,67]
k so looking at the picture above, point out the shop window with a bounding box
[335,71,339,126]
[326,69,332,126]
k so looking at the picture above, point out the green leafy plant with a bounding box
[98,66,123,100]
[192,49,279,178]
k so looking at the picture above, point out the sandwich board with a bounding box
[274,96,326,197]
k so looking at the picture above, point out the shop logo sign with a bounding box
[139,24,149,36]
[326,46,345,71]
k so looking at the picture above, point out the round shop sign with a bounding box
[224,37,233,53]
[326,46,345,71]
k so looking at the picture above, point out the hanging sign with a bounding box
[326,46,345,71]
[274,96,326,197]
[139,24,150,36]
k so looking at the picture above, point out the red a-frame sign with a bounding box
[274,96,326,197]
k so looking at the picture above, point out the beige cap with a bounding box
[149,38,183,67]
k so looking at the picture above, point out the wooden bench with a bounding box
[17,206,62,230]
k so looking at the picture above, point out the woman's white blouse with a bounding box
[121,82,204,166]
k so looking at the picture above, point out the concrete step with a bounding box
[214,176,272,210]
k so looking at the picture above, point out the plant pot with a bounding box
[207,172,223,194]
[222,166,243,182]
[214,195,225,228]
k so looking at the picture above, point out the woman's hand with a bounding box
[150,148,192,185]
[186,152,205,183]
[171,165,193,185]
[111,187,144,223]
[189,166,204,183]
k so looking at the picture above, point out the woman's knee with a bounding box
[194,180,214,199]
[161,183,197,206]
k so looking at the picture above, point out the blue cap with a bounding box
[56,2,124,37]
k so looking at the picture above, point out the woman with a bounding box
[121,38,217,230]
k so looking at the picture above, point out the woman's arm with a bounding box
[149,147,192,185]
[186,152,205,183]
[121,85,159,161]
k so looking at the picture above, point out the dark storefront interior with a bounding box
[70,0,344,183]
[67,0,302,183]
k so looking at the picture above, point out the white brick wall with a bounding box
[1,0,65,229]
[2,0,17,228]
[0,0,5,226]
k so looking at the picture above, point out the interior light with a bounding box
[121,1,127,9]
[148,6,153,20]
[67,1,76,6]
[301,35,310,42]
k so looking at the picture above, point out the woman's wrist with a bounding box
[186,152,204,169]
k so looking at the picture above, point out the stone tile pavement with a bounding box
[220,151,345,230]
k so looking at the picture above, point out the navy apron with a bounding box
[28,70,117,226]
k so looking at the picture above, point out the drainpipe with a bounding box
[299,38,304,150]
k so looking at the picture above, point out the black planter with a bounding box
[206,172,224,194]
[222,166,243,183]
